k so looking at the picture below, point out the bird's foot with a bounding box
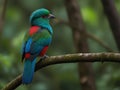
[40,55,49,61]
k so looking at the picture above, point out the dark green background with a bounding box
[0,0,120,90]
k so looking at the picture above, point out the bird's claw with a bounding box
[40,55,49,61]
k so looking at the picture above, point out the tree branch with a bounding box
[0,0,7,32]
[101,0,120,50]
[2,53,120,90]
[56,19,114,52]
[85,32,114,52]
[1,0,7,20]
[64,0,96,89]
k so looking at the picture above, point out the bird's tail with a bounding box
[22,58,36,84]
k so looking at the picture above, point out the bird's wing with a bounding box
[22,28,52,61]
[21,37,32,62]
[30,29,52,55]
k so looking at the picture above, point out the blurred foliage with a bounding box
[0,0,120,90]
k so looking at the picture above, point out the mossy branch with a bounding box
[2,53,120,90]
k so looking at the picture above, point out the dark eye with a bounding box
[42,15,48,18]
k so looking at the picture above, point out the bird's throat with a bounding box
[29,26,40,36]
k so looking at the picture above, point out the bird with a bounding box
[21,8,55,84]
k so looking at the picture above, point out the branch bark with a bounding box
[2,53,120,90]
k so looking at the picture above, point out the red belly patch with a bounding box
[25,53,31,59]
[40,46,48,56]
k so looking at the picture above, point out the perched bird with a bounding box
[21,8,55,84]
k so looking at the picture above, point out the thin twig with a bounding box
[85,32,114,52]
[56,19,114,52]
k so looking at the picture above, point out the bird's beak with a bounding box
[48,14,55,19]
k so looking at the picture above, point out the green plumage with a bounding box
[22,8,55,84]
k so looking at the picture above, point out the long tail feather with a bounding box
[22,59,36,84]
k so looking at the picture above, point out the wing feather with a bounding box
[22,28,52,61]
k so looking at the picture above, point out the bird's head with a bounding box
[30,8,55,29]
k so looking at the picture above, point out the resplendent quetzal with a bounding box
[21,8,55,84]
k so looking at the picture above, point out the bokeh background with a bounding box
[0,0,120,90]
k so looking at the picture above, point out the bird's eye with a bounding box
[42,15,48,18]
